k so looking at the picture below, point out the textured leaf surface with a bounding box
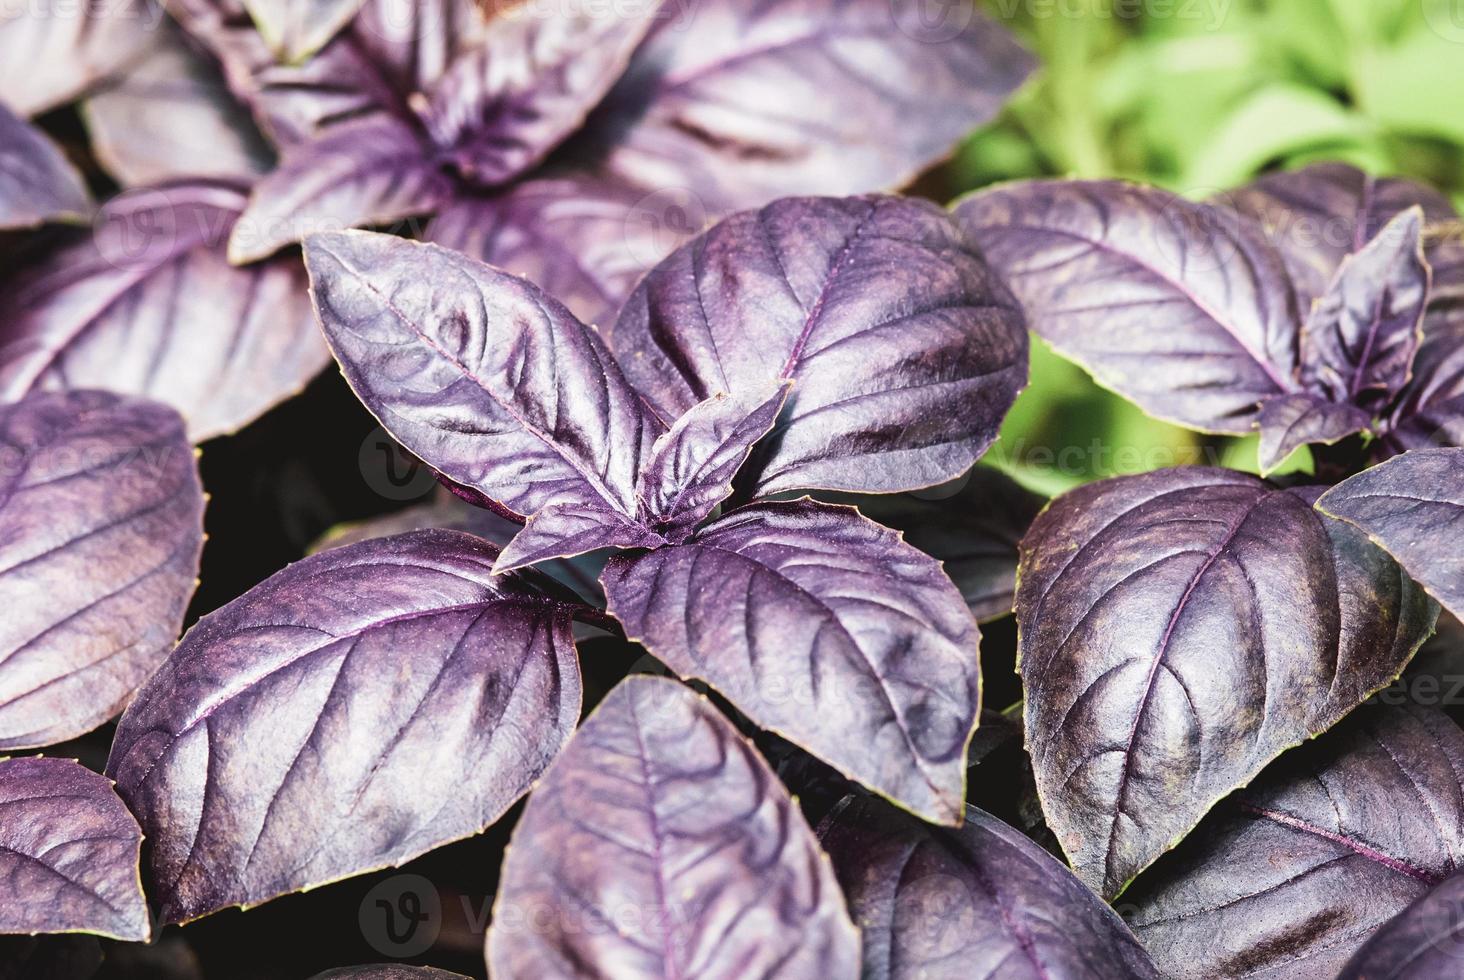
[1256,393,1370,474]
[488,675,859,979]
[836,467,1045,622]
[1125,706,1464,979]
[1017,467,1436,897]
[241,0,365,62]
[955,180,1300,433]
[0,104,91,229]
[426,175,682,329]
[1,179,330,441]
[424,2,659,186]
[492,503,664,575]
[612,195,1027,495]
[229,117,452,263]
[82,28,273,186]
[0,391,203,749]
[1218,163,1456,306]
[107,529,582,924]
[1386,232,1464,451]
[0,0,156,116]
[1318,447,1464,620]
[585,0,1034,210]
[0,756,150,941]
[1336,871,1464,979]
[635,382,790,541]
[819,796,1158,980]
[304,231,660,520]
[1301,208,1429,407]
[602,499,981,824]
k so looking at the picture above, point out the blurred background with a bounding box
[942,0,1464,496]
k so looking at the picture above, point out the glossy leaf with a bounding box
[426,175,685,329]
[0,756,150,942]
[601,499,981,825]
[1256,393,1370,474]
[423,2,660,186]
[1301,207,1429,407]
[1124,706,1464,979]
[1218,163,1456,306]
[1385,233,1464,452]
[612,195,1027,496]
[635,381,790,541]
[1,179,331,441]
[313,490,606,604]
[0,0,157,116]
[1318,447,1464,620]
[0,104,91,230]
[241,0,365,62]
[954,180,1300,434]
[82,28,273,186]
[107,529,582,924]
[834,467,1046,622]
[492,503,664,575]
[1017,467,1436,897]
[488,675,860,979]
[229,117,452,263]
[585,0,1035,210]
[0,391,204,749]
[818,796,1159,980]
[1336,871,1464,979]
[304,230,660,520]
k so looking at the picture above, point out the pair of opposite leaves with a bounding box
[14,680,1464,980]
[954,165,1464,898]
[4,195,1025,930]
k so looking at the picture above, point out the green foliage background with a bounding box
[948,0,1464,494]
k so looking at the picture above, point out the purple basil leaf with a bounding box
[310,968,466,980]
[1,179,331,441]
[601,499,981,825]
[0,0,157,117]
[1123,706,1464,979]
[1256,393,1371,475]
[426,174,682,329]
[635,381,791,541]
[488,675,860,978]
[0,103,91,230]
[493,502,665,574]
[0,756,150,942]
[828,467,1046,622]
[303,230,660,521]
[1217,162,1457,307]
[313,490,607,604]
[0,391,203,749]
[82,26,274,186]
[1386,232,1464,451]
[1317,447,1464,621]
[169,0,488,146]
[228,117,451,263]
[611,195,1027,496]
[954,180,1301,434]
[107,529,582,924]
[423,3,659,187]
[1336,871,1464,979]
[1301,207,1429,408]
[1017,467,1437,898]
[583,0,1034,211]
[240,0,365,62]
[818,796,1159,980]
